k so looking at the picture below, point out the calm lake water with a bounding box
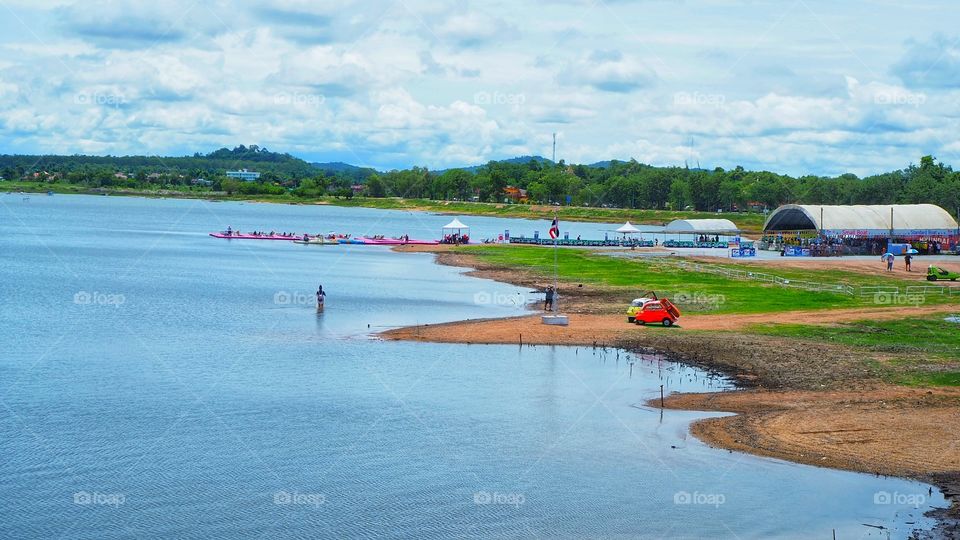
[0,194,945,539]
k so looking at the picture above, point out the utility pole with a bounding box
[552,132,556,164]
[889,207,895,252]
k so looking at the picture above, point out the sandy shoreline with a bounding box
[386,244,960,535]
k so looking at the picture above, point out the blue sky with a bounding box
[1,0,959,175]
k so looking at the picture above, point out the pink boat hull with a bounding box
[358,237,439,245]
[209,233,442,245]
[209,233,299,241]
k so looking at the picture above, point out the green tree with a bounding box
[364,175,387,198]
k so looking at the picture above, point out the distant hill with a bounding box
[497,155,553,165]
[436,155,554,174]
[0,145,319,180]
[587,160,616,168]
[311,161,377,180]
[0,146,713,184]
[205,145,300,163]
[586,160,711,172]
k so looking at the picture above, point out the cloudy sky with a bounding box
[1,0,959,175]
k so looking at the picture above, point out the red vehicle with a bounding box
[633,298,681,327]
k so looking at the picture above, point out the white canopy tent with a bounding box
[615,222,642,234]
[442,218,469,232]
[441,218,470,243]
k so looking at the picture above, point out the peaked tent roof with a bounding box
[664,218,739,234]
[763,204,958,232]
[442,218,469,230]
[615,222,641,233]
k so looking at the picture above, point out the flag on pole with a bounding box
[549,217,560,239]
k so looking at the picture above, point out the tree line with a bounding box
[362,155,959,213]
[2,147,958,213]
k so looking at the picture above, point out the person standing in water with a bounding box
[316,285,326,312]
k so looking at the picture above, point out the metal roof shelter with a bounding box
[763,204,958,237]
[664,218,740,234]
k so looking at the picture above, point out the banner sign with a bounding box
[730,247,756,258]
[823,228,956,238]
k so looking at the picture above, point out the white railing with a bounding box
[651,258,960,298]
[658,259,857,295]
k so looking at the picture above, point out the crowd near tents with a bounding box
[762,204,959,255]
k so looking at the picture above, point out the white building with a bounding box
[226,169,261,181]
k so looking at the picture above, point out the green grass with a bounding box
[3,182,767,231]
[459,245,918,314]
[702,260,929,288]
[750,316,960,386]
[458,245,960,312]
[749,317,960,356]
[896,372,960,386]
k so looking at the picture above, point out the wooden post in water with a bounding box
[660,385,664,408]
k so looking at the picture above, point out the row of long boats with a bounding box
[208,231,440,245]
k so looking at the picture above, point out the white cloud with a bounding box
[559,50,657,93]
[431,11,511,47]
[1,1,960,173]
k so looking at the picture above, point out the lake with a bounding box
[0,194,945,538]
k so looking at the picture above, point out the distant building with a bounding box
[504,186,528,203]
[351,184,364,194]
[226,169,261,181]
[191,178,213,186]
[763,204,959,254]
[114,172,128,180]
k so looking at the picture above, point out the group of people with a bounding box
[441,233,469,245]
[882,252,915,272]
[224,226,297,237]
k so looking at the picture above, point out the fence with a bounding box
[654,258,959,298]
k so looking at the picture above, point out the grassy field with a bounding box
[750,316,960,386]
[3,182,768,231]
[457,245,960,314]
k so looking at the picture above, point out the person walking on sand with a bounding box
[904,253,913,272]
[543,286,554,311]
[316,285,326,312]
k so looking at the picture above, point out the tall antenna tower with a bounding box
[552,132,556,163]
